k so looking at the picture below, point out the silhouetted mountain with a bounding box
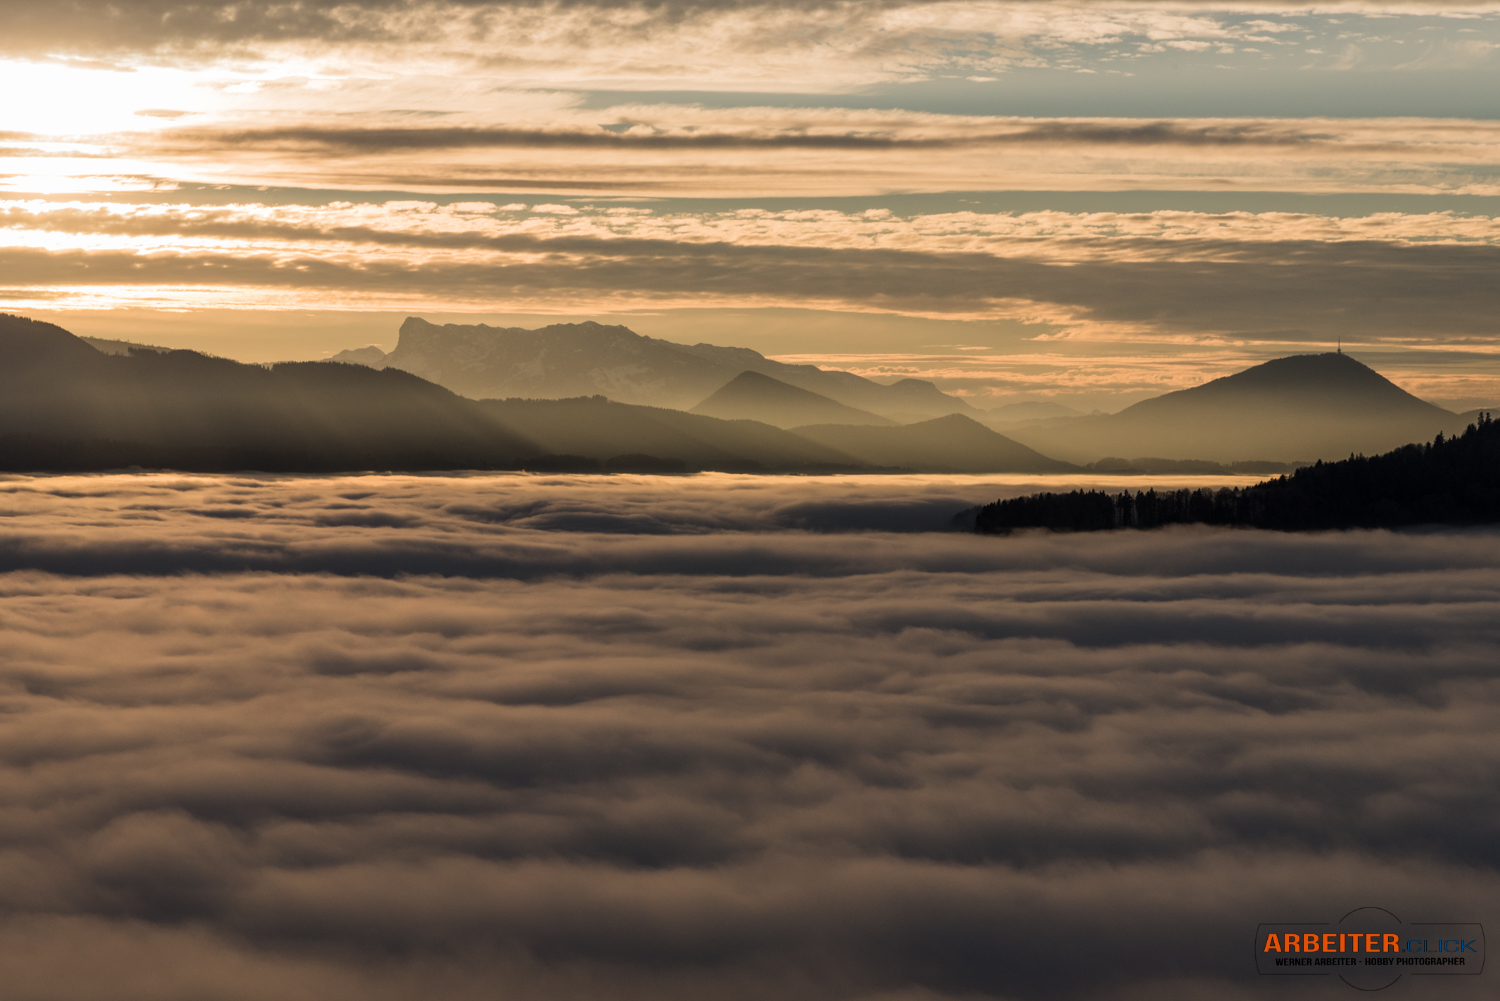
[974,412,1500,533]
[329,345,389,367]
[379,317,979,417]
[0,314,869,474]
[791,414,1077,473]
[690,371,895,429]
[1007,353,1463,463]
[0,314,540,472]
[480,396,860,472]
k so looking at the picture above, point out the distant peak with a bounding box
[400,316,638,334]
[724,370,779,385]
[1120,349,1448,418]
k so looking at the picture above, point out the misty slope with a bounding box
[381,317,977,417]
[792,414,1078,473]
[690,371,896,428]
[0,314,543,471]
[1008,352,1464,463]
[481,397,860,471]
[329,345,389,367]
[988,401,1084,421]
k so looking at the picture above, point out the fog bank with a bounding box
[0,473,1495,999]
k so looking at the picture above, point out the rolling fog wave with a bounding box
[0,472,1495,1000]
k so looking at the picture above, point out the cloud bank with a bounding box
[13,109,1500,198]
[0,472,1497,999]
[3,0,1497,88]
[6,224,1500,342]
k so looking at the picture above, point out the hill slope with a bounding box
[690,371,895,428]
[1008,353,1463,463]
[791,414,1078,473]
[381,317,978,418]
[0,314,542,471]
[480,397,860,471]
[975,412,1500,533]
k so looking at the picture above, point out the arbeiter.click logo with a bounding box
[1256,907,1484,991]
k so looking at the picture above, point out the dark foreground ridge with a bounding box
[0,313,540,472]
[973,413,1500,533]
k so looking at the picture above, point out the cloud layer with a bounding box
[3,0,1498,90]
[7,215,1500,341]
[0,472,1497,999]
[11,109,1500,198]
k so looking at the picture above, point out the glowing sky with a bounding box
[4,0,1500,408]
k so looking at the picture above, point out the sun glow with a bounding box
[0,60,222,136]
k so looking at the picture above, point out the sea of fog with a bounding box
[1,472,1497,1001]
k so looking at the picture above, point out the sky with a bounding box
[2,471,1499,1000]
[4,0,1500,409]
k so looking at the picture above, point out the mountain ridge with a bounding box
[373,317,981,418]
[0,313,1019,474]
[690,371,896,428]
[1007,352,1465,464]
[0,315,538,471]
[792,414,1078,474]
[1124,352,1450,418]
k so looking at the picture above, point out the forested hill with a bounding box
[973,413,1500,534]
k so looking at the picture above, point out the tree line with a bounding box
[974,413,1499,533]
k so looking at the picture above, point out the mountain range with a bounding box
[9,312,1489,475]
[334,318,979,419]
[333,320,1482,465]
[0,314,1053,474]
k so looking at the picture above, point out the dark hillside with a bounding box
[974,413,1500,533]
[0,313,540,471]
[481,396,860,472]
